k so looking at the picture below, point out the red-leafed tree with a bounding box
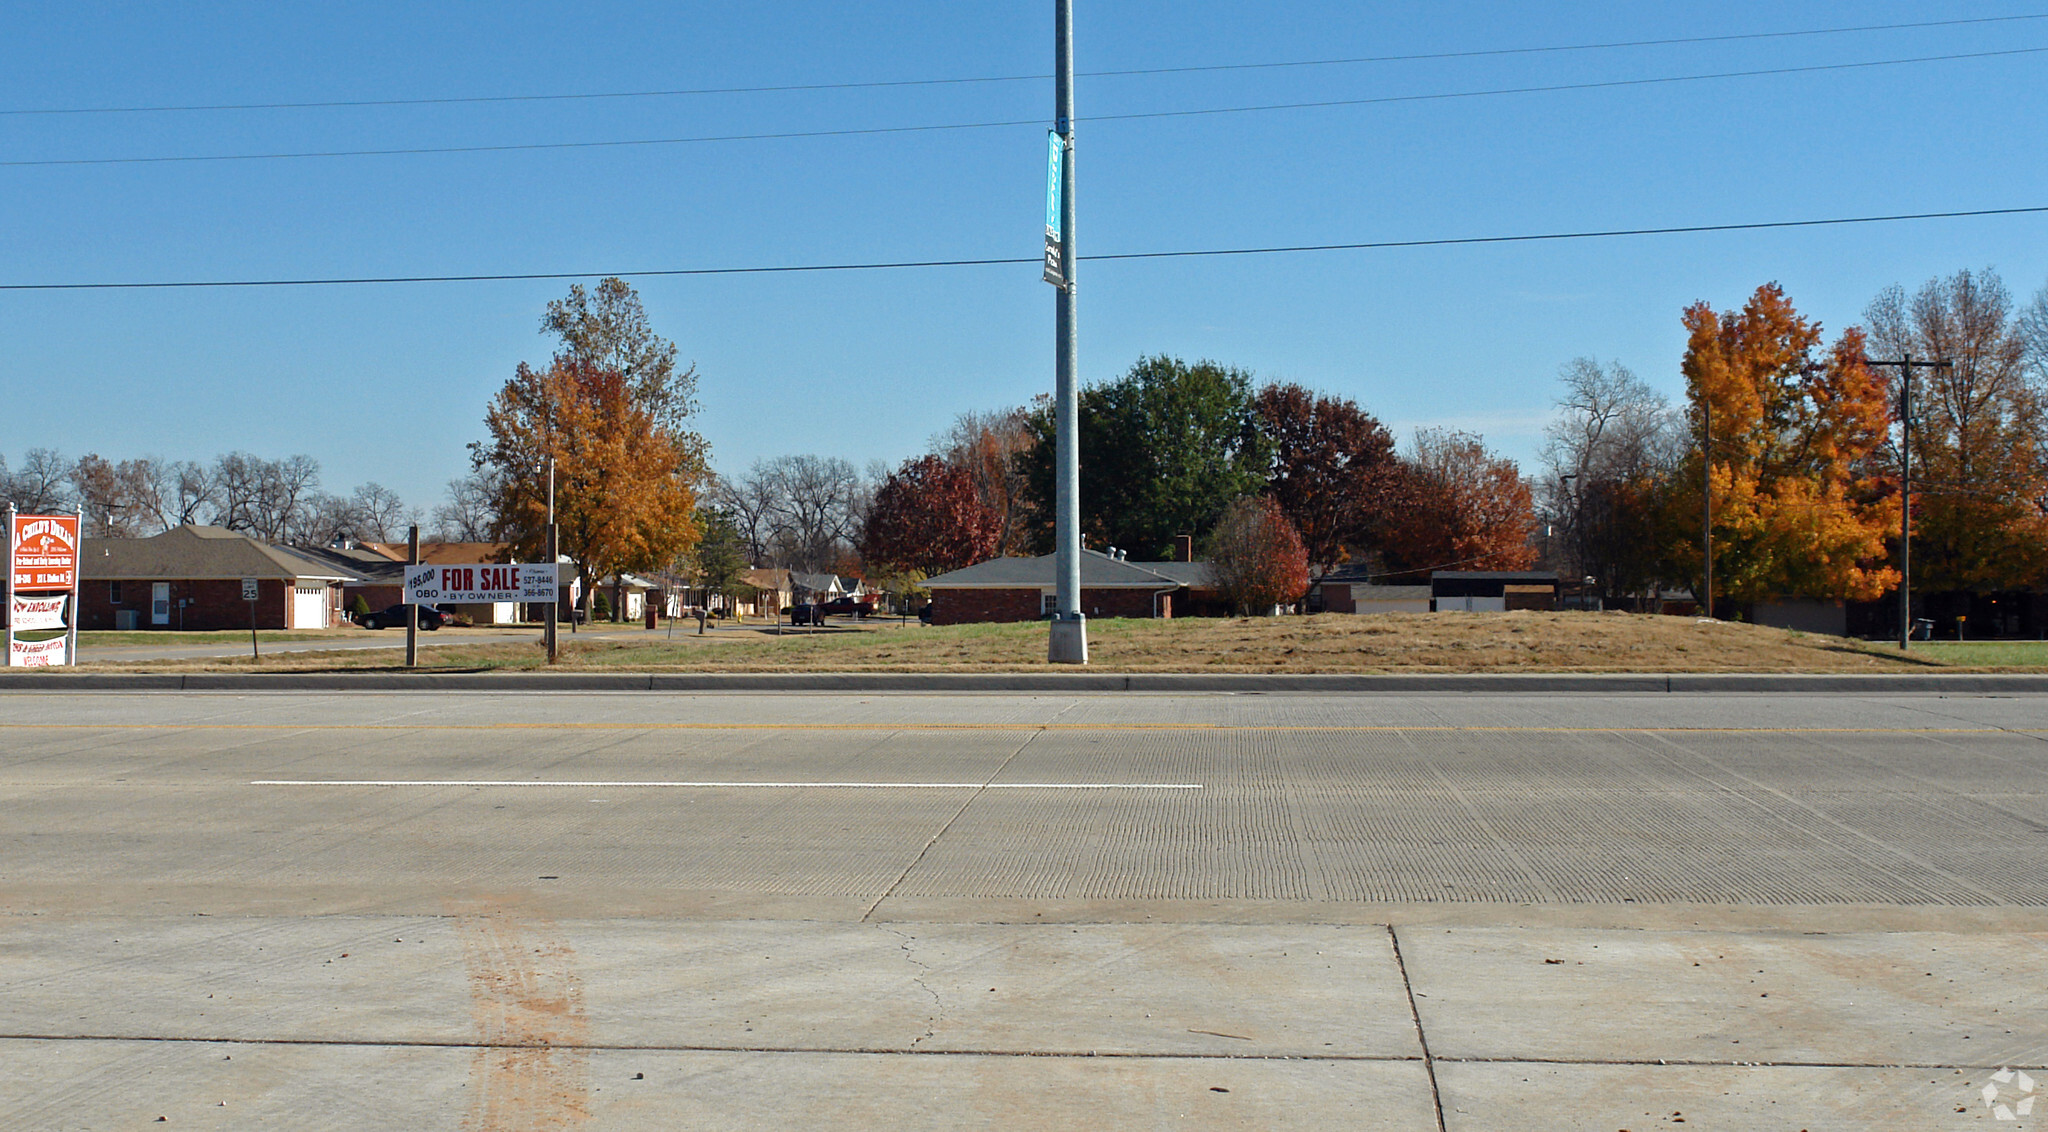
[1378,429,1537,577]
[1207,495,1311,614]
[1255,383,1401,573]
[859,455,1002,576]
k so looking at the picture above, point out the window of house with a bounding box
[1041,593,1058,616]
[110,581,122,604]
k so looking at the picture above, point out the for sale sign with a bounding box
[404,563,559,605]
[11,514,79,591]
[9,595,68,632]
[9,635,68,666]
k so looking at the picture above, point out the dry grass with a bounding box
[45,611,1989,674]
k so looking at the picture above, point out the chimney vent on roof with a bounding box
[1175,534,1193,562]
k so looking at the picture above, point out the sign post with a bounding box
[241,577,260,660]
[8,509,81,667]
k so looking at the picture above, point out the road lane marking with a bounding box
[5,723,2018,734]
[251,779,1204,789]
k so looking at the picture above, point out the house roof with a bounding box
[789,571,843,595]
[81,525,361,582]
[291,543,407,582]
[1351,584,1432,600]
[356,540,508,565]
[1430,571,1560,583]
[1140,560,1216,588]
[925,550,1194,589]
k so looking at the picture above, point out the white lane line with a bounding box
[250,779,1203,789]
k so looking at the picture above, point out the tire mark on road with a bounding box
[451,902,590,1131]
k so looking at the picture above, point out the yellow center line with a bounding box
[0,723,2021,734]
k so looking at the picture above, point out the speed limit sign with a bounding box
[241,578,259,602]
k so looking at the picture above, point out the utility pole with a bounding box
[544,456,559,664]
[1701,398,1713,621]
[1865,353,1952,650]
[1046,0,1087,664]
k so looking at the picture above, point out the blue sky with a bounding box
[4,2,2047,515]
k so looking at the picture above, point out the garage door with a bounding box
[292,586,328,629]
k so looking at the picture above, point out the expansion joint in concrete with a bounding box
[1387,923,1447,1132]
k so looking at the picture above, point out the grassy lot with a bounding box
[1890,640,2048,668]
[36,610,2037,674]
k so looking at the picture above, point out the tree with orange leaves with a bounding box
[1667,283,1898,607]
[472,282,706,619]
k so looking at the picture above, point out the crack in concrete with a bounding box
[877,924,944,1048]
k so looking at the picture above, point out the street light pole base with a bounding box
[1048,614,1089,664]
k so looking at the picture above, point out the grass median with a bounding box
[34,610,2036,674]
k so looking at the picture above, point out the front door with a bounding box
[151,582,170,625]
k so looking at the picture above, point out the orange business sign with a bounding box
[11,514,80,591]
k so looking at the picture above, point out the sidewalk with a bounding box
[2,911,2033,1129]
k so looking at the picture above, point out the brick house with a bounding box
[922,549,1217,625]
[78,525,361,631]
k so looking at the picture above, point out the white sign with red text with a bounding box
[404,563,559,605]
[9,635,68,666]
[10,594,68,632]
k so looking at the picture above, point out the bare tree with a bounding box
[290,492,358,545]
[2,448,75,513]
[706,469,778,566]
[168,461,214,527]
[348,483,411,543]
[761,455,864,573]
[431,470,503,542]
[208,452,263,533]
[1537,358,1679,603]
[2023,277,2048,384]
[70,454,172,537]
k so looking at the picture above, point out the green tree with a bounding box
[1021,356,1270,559]
[687,506,750,608]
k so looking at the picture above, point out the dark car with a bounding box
[358,603,452,630]
[787,603,825,626]
[818,597,874,618]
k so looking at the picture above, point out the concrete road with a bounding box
[4,690,2047,1128]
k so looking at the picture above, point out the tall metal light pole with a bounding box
[1865,353,1952,650]
[1046,0,1087,664]
[1701,397,1713,621]
[544,455,558,664]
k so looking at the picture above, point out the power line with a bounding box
[5,205,2041,291]
[5,45,2039,169]
[5,12,2042,117]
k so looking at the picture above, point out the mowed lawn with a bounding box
[42,611,2029,673]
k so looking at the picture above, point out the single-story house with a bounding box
[1431,571,1560,612]
[790,571,846,604]
[76,524,359,631]
[736,569,793,618]
[922,549,1212,624]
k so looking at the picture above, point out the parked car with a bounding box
[358,603,452,630]
[818,597,875,618]
[786,603,825,626]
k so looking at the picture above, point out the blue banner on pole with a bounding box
[1043,131,1065,286]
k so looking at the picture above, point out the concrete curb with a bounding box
[4,671,2048,693]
